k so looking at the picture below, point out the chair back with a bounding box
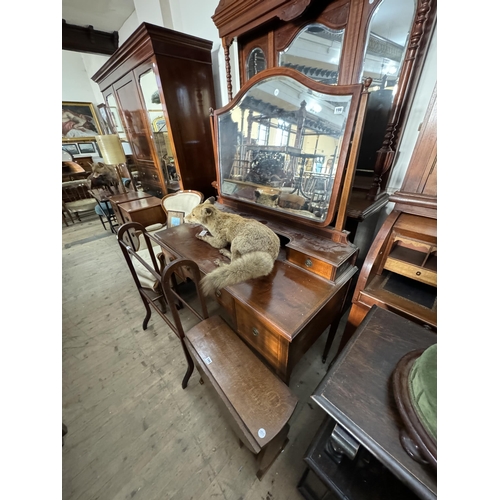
[161,190,204,218]
[88,189,119,233]
[116,222,208,388]
[116,222,209,340]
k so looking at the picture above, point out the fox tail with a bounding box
[200,251,275,295]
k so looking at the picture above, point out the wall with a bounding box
[62,50,108,105]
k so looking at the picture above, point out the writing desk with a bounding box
[153,219,357,384]
[305,306,437,499]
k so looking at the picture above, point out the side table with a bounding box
[107,191,153,225]
[299,305,437,500]
[118,196,167,227]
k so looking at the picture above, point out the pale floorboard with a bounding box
[62,214,347,500]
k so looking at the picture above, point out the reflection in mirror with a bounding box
[105,93,127,140]
[217,75,354,222]
[278,24,344,85]
[361,0,415,93]
[138,69,179,189]
[246,47,267,80]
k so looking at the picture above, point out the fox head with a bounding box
[254,190,279,207]
[185,199,216,225]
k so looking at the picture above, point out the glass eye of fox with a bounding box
[246,48,267,79]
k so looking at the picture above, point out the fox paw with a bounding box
[219,248,231,259]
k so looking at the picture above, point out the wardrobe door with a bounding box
[136,66,178,193]
[113,73,154,163]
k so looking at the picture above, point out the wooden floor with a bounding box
[62,214,347,500]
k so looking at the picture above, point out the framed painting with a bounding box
[167,210,185,228]
[152,116,166,132]
[62,101,103,142]
[78,142,96,154]
[62,143,79,156]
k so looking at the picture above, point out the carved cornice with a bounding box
[213,0,312,38]
[277,0,312,22]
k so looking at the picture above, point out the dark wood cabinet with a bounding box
[92,23,218,199]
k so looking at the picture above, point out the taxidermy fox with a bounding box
[185,199,280,295]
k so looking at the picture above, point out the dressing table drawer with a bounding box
[235,303,280,369]
[286,249,333,280]
[213,288,235,320]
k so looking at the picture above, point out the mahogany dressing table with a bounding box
[153,68,372,383]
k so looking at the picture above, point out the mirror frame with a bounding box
[211,67,363,229]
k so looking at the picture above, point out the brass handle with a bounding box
[305,258,313,268]
[252,328,259,336]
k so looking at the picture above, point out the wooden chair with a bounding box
[88,189,119,233]
[62,201,74,227]
[62,180,95,221]
[160,190,204,226]
[116,222,298,478]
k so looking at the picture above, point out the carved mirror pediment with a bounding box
[213,68,362,227]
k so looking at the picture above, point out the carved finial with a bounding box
[209,107,214,116]
[363,77,372,92]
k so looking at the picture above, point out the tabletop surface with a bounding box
[119,196,163,212]
[153,223,350,341]
[108,191,152,204]
[311,306,437,500]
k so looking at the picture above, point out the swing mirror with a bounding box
[213,69,362,225]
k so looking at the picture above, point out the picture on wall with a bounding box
[62,101,103,142]
[62,144,79,156]
[78,142,96,154]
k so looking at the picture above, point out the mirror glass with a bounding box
[105,93,127,140]
[216,74,355,222]
[360,0,415,92]
[138,69,179,190]
[246,47,267,80]
[278,24,345,85]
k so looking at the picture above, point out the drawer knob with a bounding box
[305,258,313,268]
[215,290,221,298]
[416,271,422,276]
[252,327,259,336]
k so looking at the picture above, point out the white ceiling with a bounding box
[62,0,135,33]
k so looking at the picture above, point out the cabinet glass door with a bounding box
[138,69,178,191]
[104,92,127,140]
